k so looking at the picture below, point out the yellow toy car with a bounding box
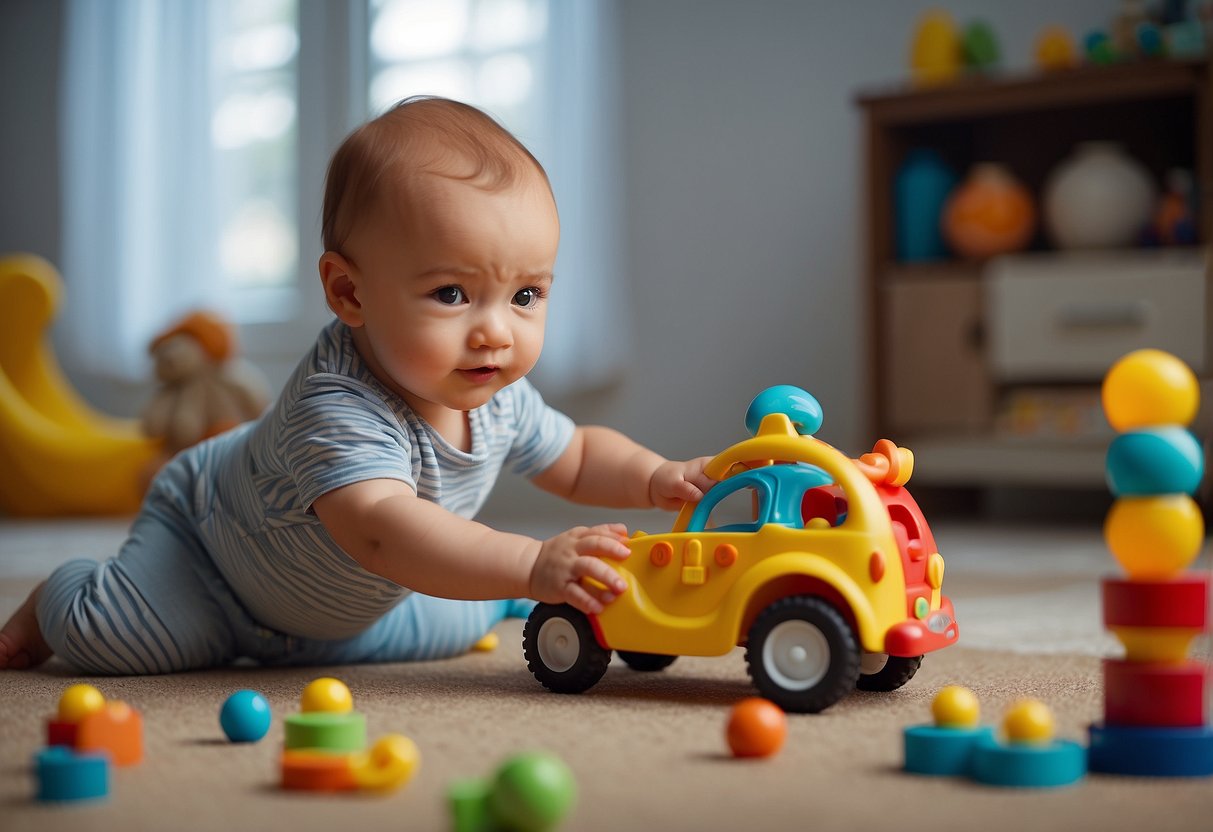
[523,386,958,713]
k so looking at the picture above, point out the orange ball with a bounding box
[726,698,787,758]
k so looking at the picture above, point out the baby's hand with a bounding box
[649,457,715,511]
[529,523,631,615]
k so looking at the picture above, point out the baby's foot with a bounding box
[0,582,52,670]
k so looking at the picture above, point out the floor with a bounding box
[2,516,1212,832]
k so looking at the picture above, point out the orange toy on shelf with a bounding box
[942,163,1036,259]
[0,253,161,515]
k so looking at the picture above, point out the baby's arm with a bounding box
[312,479,630,614]
[532,426,715,511]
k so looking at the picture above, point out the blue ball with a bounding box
[220,690,272,743]
[745,386,823,437]
[1105,427,1204,497]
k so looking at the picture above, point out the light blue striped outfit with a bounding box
[38,320,573,675]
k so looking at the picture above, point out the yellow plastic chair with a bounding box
[0,253,161,515]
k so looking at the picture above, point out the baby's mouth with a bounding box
[459,366,500,383]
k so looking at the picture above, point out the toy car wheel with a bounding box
[855,652,923,692]
[616,650,678,672]
[745,595,860,713]
[523,603,611,694]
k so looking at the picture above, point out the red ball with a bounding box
[726,698,787,758]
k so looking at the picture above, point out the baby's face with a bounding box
[345,168,559,423]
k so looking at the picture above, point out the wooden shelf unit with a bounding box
[856,60,1212,489]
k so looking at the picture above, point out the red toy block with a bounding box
[1103,659,1209,728]
[76,701,143,766]
[46,719,78,747]
[1102,575,1209,630]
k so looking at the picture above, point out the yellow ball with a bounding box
[58,684,106,723]
[1102,349,1199,431]
[301,677,353,714]
[1003,699,1054,744]
[931,685,980,729]
[1104,495,1204,579]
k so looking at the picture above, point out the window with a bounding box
[368,0,547,127]
[60,0,624,395]
[213,0,299,303]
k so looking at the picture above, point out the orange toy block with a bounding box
[281,749,358,792]
[76,702,143,766]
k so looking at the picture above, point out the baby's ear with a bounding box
[318,252,364,325]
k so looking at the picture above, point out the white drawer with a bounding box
[986,250,1208,381]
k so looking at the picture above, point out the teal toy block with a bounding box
[903,724,994,776]
[35,746,110,802]
[969,735,1086,788]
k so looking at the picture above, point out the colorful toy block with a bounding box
[969,734,1086,788]
[279,678,418,795]
[284,711,367,752]
[76,701,143,766]
[1089,349,1213,778]
[281,749,358,792]
[44,685,143,768]
[34,746,110,803]
[904,691,1083,787]
[1102,574,1209,630]
[1088,724,1213,777]
[45,719,78,748]
[904,724,995,776]
[1103,660,1209,728]
[904,686,993,777]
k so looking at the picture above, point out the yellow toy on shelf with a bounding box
[0,253,161,516]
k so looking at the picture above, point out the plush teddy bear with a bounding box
[141,311,269,455]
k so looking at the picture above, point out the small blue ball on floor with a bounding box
[220,689,272,743]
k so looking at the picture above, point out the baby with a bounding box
[0,96,712,674]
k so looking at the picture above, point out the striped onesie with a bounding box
[37,320,574,674]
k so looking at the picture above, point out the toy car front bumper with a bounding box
[883,597,958,657]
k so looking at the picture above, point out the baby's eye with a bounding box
[513,287,543,308]
[433,286,465,305]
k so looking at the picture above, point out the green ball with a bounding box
[488,752,577,832]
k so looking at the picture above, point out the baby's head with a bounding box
[321,96,554,255]
[318,98,561,424]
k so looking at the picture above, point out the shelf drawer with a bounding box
[986,251,1208,382]
[883,277,992,433]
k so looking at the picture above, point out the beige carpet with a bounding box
[2,520,1212,831]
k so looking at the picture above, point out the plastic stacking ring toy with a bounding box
[284,711,367,752]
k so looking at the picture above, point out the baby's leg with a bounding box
[0,581,52,669]
[276,595,534,666]
[34,495,238,675]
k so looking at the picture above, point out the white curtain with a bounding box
[60,0,219,381]
[530,0,629,395]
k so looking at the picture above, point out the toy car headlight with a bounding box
[926,611,952,634]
